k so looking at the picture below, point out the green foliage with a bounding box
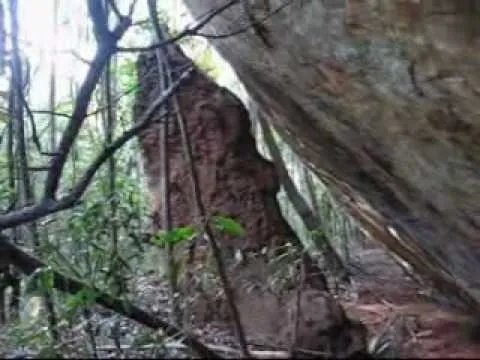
[152,225,198,248]
[3,320,51,350]
[211,215,245,237]
[117,57,139,96]
[194,46,222,80]
[24,267,56,296]
[64,288,99,320]
[151,215,245,249]
[42,159,149,301]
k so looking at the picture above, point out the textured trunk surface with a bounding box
[134,47,295,252]
[134,44,367,357]
[183,0,480,311]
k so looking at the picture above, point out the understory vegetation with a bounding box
[0,0,367,358]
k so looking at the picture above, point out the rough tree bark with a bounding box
[134,39,367,357]
[183,0,480,313]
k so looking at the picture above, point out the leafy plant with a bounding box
[64,287,99,321]
[151,215,245,249]
[152,225,199,248]
[211,215,245,237]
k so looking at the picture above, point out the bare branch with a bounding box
[107,0,123,20]
[28,166,50,172]
[69,49,92,65]
[146,0,178,323]
[16,83,58,156]
[160,48,251,357]
[31,110,71,119]
[195,0,292,39]
[127,0,139,17]
[131,18,149,28]
[88,0,110,41]
[67,67,192,202]
[0,66,193,230]
[116,0,241,52]
[8,42,56,156]
[33,61,188,123]
[43,10,131,199]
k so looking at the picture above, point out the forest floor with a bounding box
[3,244,480,359]
[137,244,480,358]
[340,247,480,358]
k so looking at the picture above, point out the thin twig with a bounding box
[147,0,181,325]
[140,15,252,353]
[31,110,71,119]
[165,55,251,358]
[195,0,293,39]
[0,67,193,230]
[289,251,307,357]
[116,0,241,52]
[69,49,92,65]
[43,4,131,199]
[107,0,123,20]
[127,0,138,17]
[10,62,56,156]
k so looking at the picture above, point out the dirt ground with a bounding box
[166,243,480,358]
[131,243,480,359]
[341,247,480,358]
[3,243,479,359]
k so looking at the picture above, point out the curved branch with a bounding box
[0,67,193,230]
[116,0,240,52]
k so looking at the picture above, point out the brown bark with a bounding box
[183,0,480,313]
[135,41,367,357]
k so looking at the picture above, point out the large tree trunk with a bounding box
[134,42,367,357]
[183,0,480,313]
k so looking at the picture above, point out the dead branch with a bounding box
[116,0,241,52]
[30,110,71,119]
[10,76,57,156]
[107,0,123,20]
[0,66,193,230]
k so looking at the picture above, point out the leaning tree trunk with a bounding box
[183,0,480,314]
[255,107,348,282]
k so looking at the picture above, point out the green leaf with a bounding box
[152,226,198,247]
[211,215,245,237]
[40,267,55,291]
[64,287,99,319]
